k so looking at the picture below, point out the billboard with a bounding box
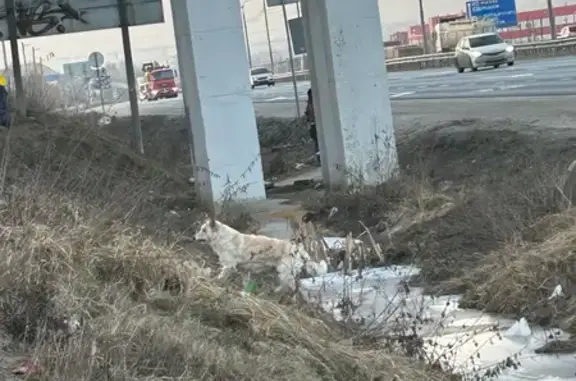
[63,61,90,78]
[466,0,518,28]
[288,17,305,55]
[0,0,164,40]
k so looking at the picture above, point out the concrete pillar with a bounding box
[170,0,195,168]
[301,0,337,185]
[170,0,266,204]
[301,0,399,188]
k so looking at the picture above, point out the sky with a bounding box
[4,0,575,72]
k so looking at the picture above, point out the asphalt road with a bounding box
[101,92,576,140]
[100,56,576,118]
[254,55,576,102]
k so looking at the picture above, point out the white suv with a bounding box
[454,33,515,73]
[249,67,275,89]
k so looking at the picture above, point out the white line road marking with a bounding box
[509,73,534,78]
[390,91,415,98]
[264,96,292,102]
[482,72,534,81]
[498,84,526,90]
[478,88,495,92]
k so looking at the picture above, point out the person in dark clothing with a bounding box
[304,88,320,165]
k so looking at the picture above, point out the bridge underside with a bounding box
[171,0,398,204]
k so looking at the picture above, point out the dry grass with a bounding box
[0,190,450,381]
[304,122,576,284]
[7,75,65,114]
[0,112,455,381]
[104,115,315,181]
[451,209,576,330]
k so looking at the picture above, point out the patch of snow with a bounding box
[504,318,532,338]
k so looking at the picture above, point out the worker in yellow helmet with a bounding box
[0,73,10,128]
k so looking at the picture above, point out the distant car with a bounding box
[454,33,515,73]
[559,25,576,39]
[250,67,275,89]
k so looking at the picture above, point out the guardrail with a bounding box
[274,37,576,80]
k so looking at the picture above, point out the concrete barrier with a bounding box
[274,38,576,80]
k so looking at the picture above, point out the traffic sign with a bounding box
[288,17,306,55]
[63,61,91,78]
[466,0,518,28]
[44,73,60,82]
[88,51,105,69]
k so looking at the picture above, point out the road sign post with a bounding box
[88,51,106,115]
[118,0,144,155]
[280,0,301,118]
[6,0,25,116]
[88,51,105,69]
[466,0,518,28]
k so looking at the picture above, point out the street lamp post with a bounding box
[31,47,37,75]
[263,0,275,72]
[20,42,27,74]
[418,0,428,54]
[241,1,253,68]
[547,0,556,39]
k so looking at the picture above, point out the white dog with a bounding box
[194,219,328,292]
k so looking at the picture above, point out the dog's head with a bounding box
[194,218,220,243]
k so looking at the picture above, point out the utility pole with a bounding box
[263,0,275,72]
[119,0,144,155]
[418,0,428,54]
[547,0,556,39]
[20,42,27,74]
[31,47,37,75]
[7,0,25,115]
[1,41,8,71]
[241,3,253,68]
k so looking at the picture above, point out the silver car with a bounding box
[454,33,515,73]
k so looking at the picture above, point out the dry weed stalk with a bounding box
[0,110,456,381]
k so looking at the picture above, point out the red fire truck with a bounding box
[139,61,179,101]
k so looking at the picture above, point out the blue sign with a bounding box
[466,0,518,28]
[44,74,60,82]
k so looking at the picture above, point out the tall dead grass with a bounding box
[305,125,576,284]
[453,209,576,331]
[0,113,452,381]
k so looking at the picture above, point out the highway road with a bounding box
[255,55,576,102]
[99,56,576,118]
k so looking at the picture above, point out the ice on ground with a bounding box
[321,236,363,250]
[504,318,532,338]
[299,264,576,381]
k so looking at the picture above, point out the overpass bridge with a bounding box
[171,0,397,204]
